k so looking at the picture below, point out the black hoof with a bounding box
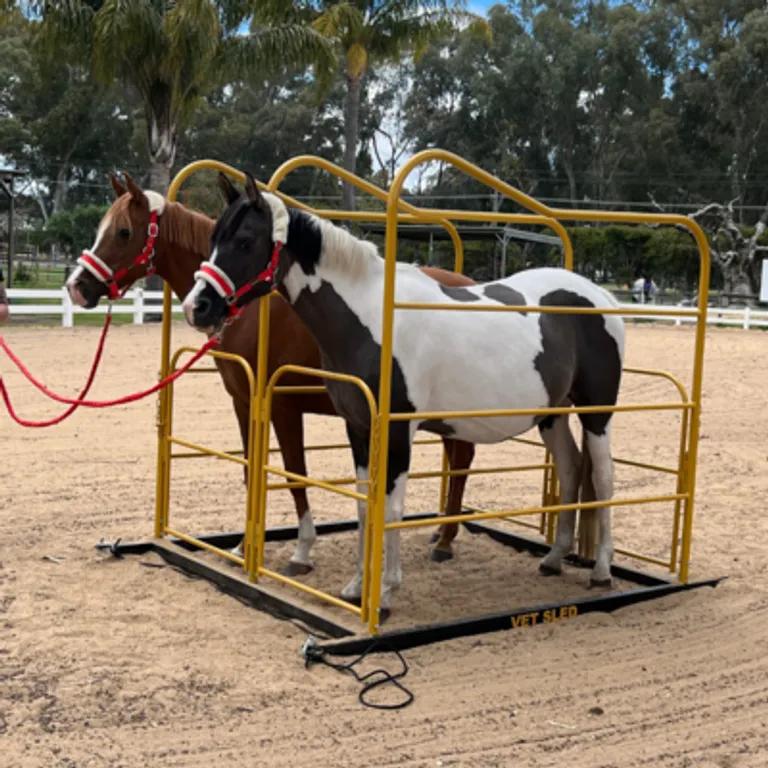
[378,608,391,624]
[430,547,454,563]
[589,577,613,589]
[281,561,313,577]
[539,563,562,577]
[340,594,362,607]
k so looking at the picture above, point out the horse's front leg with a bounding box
[340,423,412,613]
[432,438,475,562]
[272,402,316,576]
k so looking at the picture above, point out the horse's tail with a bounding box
[577,429,598,562]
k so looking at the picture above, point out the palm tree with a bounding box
[37,0,335,191]
[256,1,474,209]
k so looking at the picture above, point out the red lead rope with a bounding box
[0,312,114,427]
[0,315,220,427]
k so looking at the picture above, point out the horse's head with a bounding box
[65,174,165,308]
[182,172,289,334]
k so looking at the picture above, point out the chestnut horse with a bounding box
[65,174,474,572]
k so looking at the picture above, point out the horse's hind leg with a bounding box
[432,439,475,562]
[538,415,581,576]
[272,403,316,576]
[581,422,615,587]
[340,424,370,603]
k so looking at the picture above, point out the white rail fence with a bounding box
[7,288,182,327]
[6,287,768,330]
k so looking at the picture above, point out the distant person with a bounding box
[631,276,644,302]
[0,267,8,323]
[643,275,658,303]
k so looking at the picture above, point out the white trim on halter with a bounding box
[144,190,166,215]
[77,250,113,282]
[193,260,235,299]
[261,192,289,244]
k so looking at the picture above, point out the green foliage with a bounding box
[567,225,701,289]
[38,204,109,258]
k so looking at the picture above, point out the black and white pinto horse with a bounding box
[182,174,625,611]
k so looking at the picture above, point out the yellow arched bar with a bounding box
[369,148,710,631]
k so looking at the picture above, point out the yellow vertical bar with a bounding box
[438,446,450,514]
[669,409,689,573]
[242,367,260,575]
[678,225,710,583]
[247,294,272,581]
[539,447,551,536]
[359,420,379,625]
[367,189,402,635]
[153,272,174,537]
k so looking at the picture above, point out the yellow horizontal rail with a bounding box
[613,456,679,475]
[273,386,328,395]
[623,366,690,403]
[171,449,244,460]
[168,436,249,466]
[389,402,693,422]
[613,548,672,569]
[266,462,552,491]
[258,566,363,616]
[264,465,368,501]
[165,526,245,566]
[386,492,688,530]
[394,302,700,318]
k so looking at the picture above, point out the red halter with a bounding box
[193,241,283,321]
[77,211,160,300]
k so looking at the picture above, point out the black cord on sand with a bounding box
[302,636,414,710]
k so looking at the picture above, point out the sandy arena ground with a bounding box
[1,320,767,767]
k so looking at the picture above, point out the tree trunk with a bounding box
[52,149,74,214]
[146,95,176,193]
[342,73,363,211]
[145,104,176,309]
[563,156,577,206]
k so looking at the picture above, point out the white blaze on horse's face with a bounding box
[65,212,113,307]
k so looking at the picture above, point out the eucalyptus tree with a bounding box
[36,0,335,191]
[256,0,476,209]
[0,8,135,217]
[662,0,768,213]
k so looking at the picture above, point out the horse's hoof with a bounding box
[589,577,613,589]
[282,561,313,577]
[430,547,453,563]
[378,608,391,625]
[339,593,362,607]
[539,562,561,577]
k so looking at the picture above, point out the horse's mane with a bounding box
[160,200,214,257]
[312,214,381,279]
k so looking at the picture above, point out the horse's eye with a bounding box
[239,240,250,251]
[118,228,131,240]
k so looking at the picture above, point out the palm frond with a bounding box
[92,0,165,83]
[313,2,364,42]
[35,0,96,63]
[224,24,336,82]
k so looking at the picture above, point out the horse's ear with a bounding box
[218,172,241,205]
[109,173,127,199]
[123,173,146,206]
[244,172,264,206]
